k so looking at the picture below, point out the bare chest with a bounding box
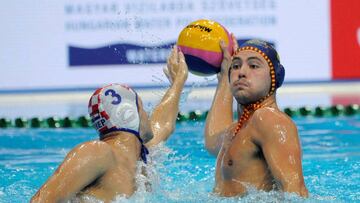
[217,130,258,179]
[214,125,275,197]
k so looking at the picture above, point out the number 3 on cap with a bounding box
[105,89,121,105]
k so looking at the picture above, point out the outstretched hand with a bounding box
[218,33,239,80]
[164,45,188,85]
[146,45,189,148]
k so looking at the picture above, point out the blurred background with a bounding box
[0,0,359,118]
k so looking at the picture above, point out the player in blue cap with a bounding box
[204,39,308,197]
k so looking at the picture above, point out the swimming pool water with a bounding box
[0,115,359,202]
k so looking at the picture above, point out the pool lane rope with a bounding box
[0,104,359,128]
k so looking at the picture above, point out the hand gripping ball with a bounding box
[177,19,233,76]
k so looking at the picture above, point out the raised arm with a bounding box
[145,46,188,147]
[253,109,309,197]
[204,35,237,156]
[31,141,113,203]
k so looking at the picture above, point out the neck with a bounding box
[239,94,277,113]
[101,131,141,162]
[233,94,277,138]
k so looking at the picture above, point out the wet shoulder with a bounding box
[252,107,294,125]
[70,140,114,160]
[251,107,297,138]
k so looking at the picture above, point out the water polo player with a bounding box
[31,46,188,202]
[204,39,308,197]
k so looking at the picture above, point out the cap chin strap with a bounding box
[233,89,275,139]
[134,132,149,164]
[133,93,149,164]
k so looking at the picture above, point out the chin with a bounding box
[234,94,250,105]
[236,99,253,105]
[234,93,261,105]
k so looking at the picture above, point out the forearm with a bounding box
[204,75,233,153]
[31,174,81,203]
[31,182,65,203]
[148,79,185,145]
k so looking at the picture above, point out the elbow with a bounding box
[154,122,175,143]
[204,128,221,157]
[295,181,309,198]
[166,123,175,136]
[204,138,218,157]
[300,186,309,198]
[204,140,213,153]
[282,180,309,198]
[163,122,175,141]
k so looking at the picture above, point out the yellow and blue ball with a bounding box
[177,19,233,76]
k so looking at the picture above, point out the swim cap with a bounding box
[88,83,149,163]
[235,39,285,89]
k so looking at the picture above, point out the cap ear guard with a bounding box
[275,64,285,88]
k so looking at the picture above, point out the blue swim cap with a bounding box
[237,39,285,89]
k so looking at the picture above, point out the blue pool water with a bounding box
[0,115,359,202]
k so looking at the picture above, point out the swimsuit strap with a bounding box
[133,132,149,164]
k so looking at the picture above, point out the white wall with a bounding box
[0,0,330,91]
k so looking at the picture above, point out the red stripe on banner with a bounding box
[332,95,360,105]
[331,0,360,79]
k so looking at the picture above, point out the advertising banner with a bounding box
[331,0,360,79]
[1,0,352,91]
